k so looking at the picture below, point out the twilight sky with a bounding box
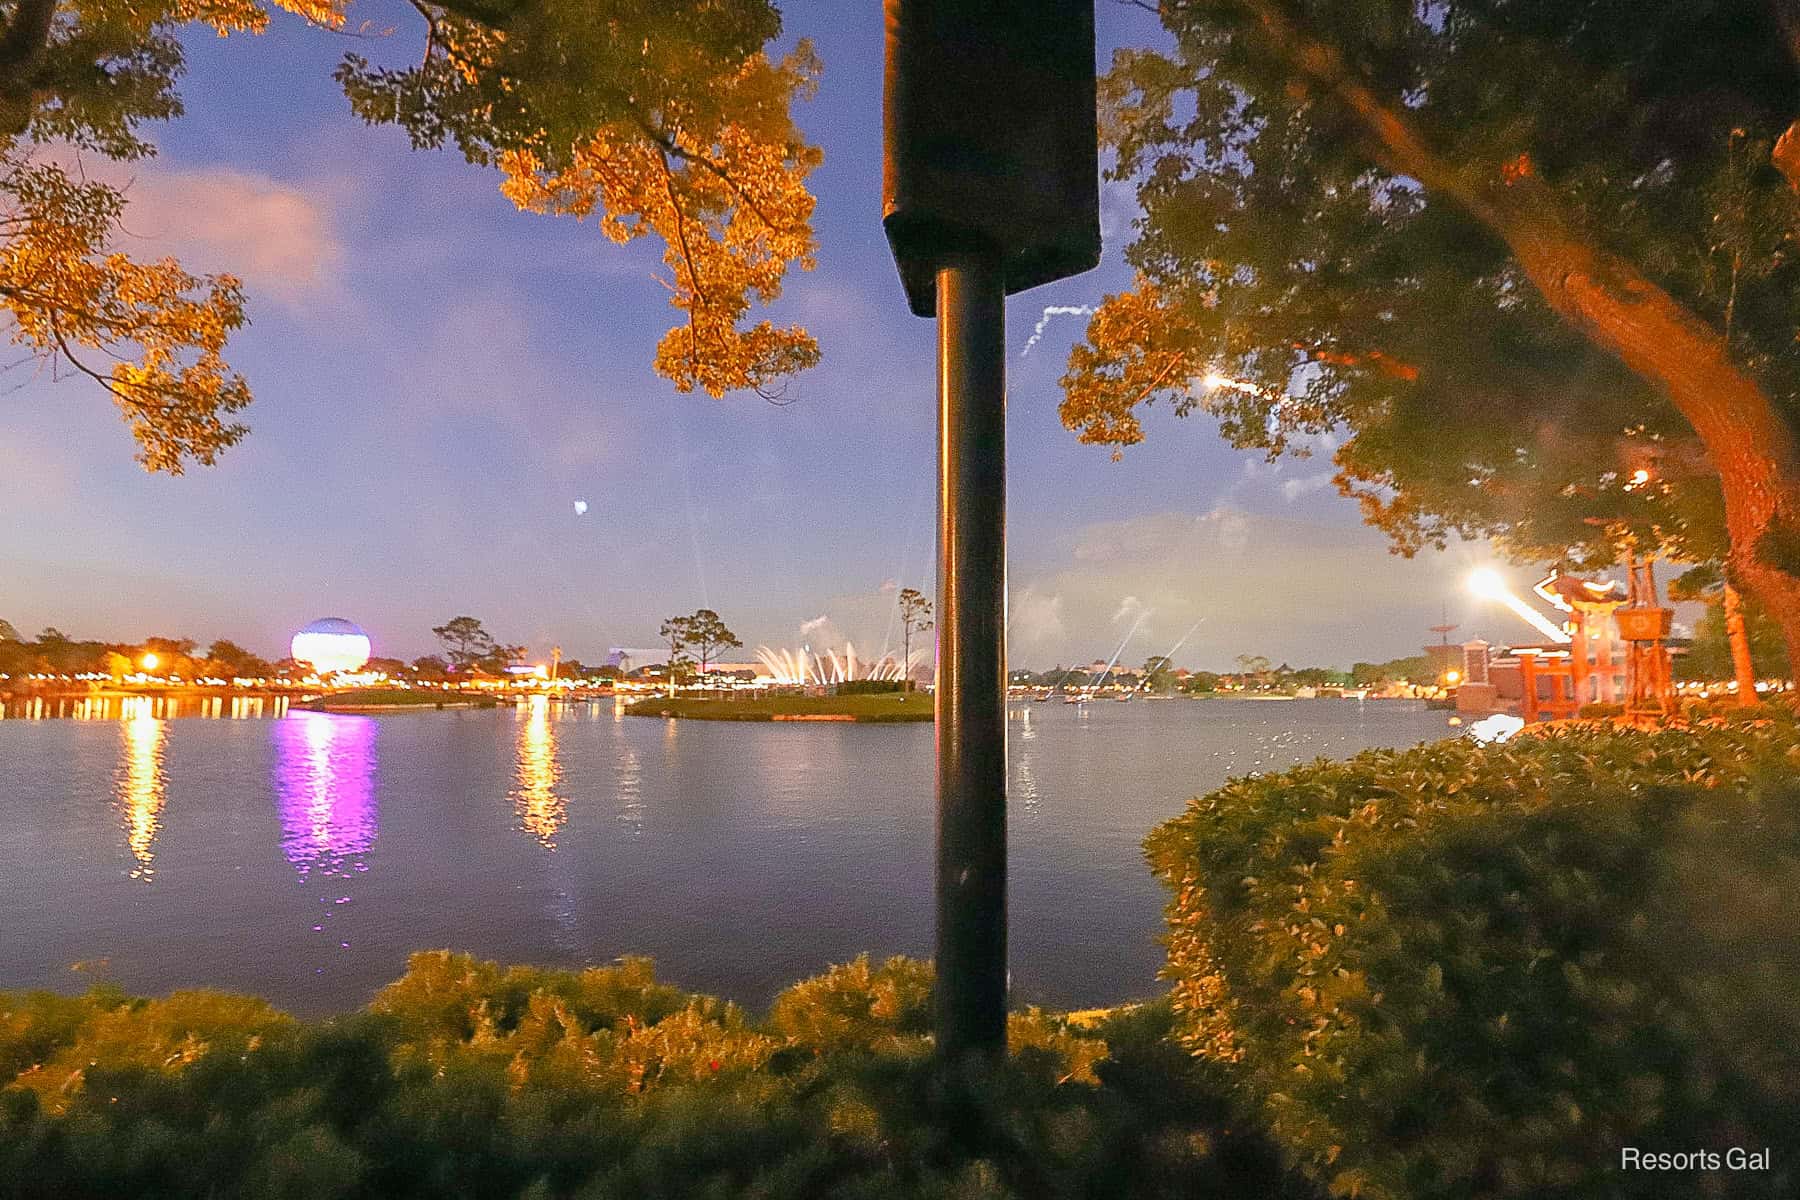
[0,1,1539,670]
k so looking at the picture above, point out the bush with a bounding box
[836,680,905,695]
[0,953,1313,1200]
[1146,715,1800,1199]
[1678,696,1778,723]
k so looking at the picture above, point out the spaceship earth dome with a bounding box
[290,618,372,675]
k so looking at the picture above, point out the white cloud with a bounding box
[1111,594,1147,624]
[1293,428,1343,456]
[1279,471,1334,501]
[1099,178,1140,243]
[1009,586,1065,654]
[113,163,347,313]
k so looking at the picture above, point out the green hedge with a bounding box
[836,679,905,695]
[1146,716,1800,1199]
[0,954,1312,1200]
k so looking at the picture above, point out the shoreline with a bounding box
[625,693,933,723]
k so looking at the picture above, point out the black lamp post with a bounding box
[882,0,1101,1061]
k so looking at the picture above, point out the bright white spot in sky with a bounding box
[1467,567,1506,598]
[573,500,589,516]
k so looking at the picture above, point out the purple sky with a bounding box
[0,1,1541,670]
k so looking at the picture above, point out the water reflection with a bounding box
[114,697,167,880]
[512,696,566,847]
[1,694,286,721]
[272,712,378,878]
[615,743,644,835]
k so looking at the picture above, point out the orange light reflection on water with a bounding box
[513,696,565,847]
[115,697,167,880]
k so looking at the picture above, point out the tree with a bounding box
[432,615,514,671]
[658,615,692,696]
[0,618,17,642]
[1671,563,1787,699]
[1181,670,1220,694]
[410,654,450,681]
[680,608,741,676]
[897,586,933,687]
[1677,591,1789,690]
[3,0,821,471]
[1068,0,1800,668]
[1233,654,1272,689]
[138,635,199,676]
[0,0,333,471]
[1141,654,1174,693]
[204,639,273,679]
[1350,655,1433,688]
[482,642,527,675]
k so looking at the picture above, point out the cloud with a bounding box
[1279,471,1334,501]
[799,614,831,638]
[1010,587,1065,654]
[1209,507,1250,551]
[1099,177,1140,244]
[1020,305,1096,357]
[1293,428,1343,456]
[114,164,347,312]
[1011,508,1484,669]
[1111,594,1147,624]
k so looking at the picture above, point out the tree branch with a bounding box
[655,144,708,381]
[635,117,799,236]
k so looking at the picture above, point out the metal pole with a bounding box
[934,250,1008,1061]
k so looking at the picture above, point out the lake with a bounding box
[0,696,1453,1015]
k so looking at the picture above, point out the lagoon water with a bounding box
[0,697,1451,1015]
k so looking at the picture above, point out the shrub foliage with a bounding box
[0,953,1310,1200]
[1146,715,1800,1199]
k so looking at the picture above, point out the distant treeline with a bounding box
[1011,654,1437,694]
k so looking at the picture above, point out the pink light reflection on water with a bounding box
[272,711,378,880]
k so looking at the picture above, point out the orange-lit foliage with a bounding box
[3,0,822,473]
[498,47,822,399]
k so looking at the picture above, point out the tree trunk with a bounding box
[1242,1,1800,674]
[0,0,56,134]
[1723,582,1761,705]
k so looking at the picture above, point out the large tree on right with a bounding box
[1067,0,1800,664]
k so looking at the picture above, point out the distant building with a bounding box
[605,648,670,674]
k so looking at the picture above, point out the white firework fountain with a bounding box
[754,643,918,686]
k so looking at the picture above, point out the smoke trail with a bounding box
[1085,607,1150,694]
[1125,616,1207,699]
[1020,305,1096,357]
